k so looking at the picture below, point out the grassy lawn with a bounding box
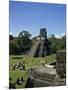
[9,54,56,88]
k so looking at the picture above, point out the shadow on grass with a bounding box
[12,57,22,59]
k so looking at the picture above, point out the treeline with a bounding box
[9,31,32,54]
[9,31,66,55]
[48,34,66,53]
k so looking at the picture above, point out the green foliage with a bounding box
[9,35,14,40]
[9,31,32,55]
[9,54,56,88]
[9,37,20,54]
[18,31,32,53]
[49,34,66,53]
[9,31,66,55]
[18,31,31,39]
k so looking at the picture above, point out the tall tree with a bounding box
[18,31,32,53]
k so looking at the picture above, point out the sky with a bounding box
[9,1,66,38]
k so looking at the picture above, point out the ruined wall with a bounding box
[56,50,66,77]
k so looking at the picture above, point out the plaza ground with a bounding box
[9,54,56,88]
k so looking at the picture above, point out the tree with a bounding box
[9,35,14,40]
[48,34,66,53]
[61,35,66,49]
[18,31,31,39]
[18,31,32,53]
[9,31,32,55]
[9,41,19,54]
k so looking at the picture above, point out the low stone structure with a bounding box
[26,50,66,87]
[29,65,56,87]
[10,62,26,71]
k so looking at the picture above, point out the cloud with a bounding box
[9,32,13,35]
[55,33,65,39]
[48,33,65,39]
[9,32,18,37]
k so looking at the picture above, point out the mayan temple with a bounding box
[28,28,51,57]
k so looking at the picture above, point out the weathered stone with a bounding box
[56,50,66,63]
[40,28,47,38]
[56,50,66,77]
[29,65,56,87]
[12,65,16,70]
[28,28,51,57]
[25,77,34,88]
[28,50,66,87]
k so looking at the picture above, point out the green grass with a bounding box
[9,54,56,88]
